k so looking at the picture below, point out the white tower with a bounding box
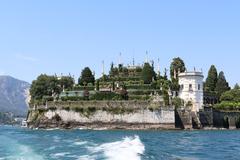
[178,71,204,112]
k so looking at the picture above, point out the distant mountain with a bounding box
[0,76,30,116]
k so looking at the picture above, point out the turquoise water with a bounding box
[0,126,240,160]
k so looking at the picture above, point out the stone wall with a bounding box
[199,108,213,127]
[27,101,175,130]
[199,108,240,129]
[212,110,240,129]
[28,101,240,130]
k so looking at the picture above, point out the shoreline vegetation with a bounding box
[27,56,240,130]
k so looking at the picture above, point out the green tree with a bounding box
[122,67,129,76]
[170,57,186,81]
[162,80,170,105]
[30,74,61,100]
[109,62,118,77]
[205,65,218,92]
[163,68,168,80]
[215,71,230,99]
[220,89,240,102]
[170,57,186,91]
[141,63,156,84]
[78,67,95,86]
[59,76,75,90]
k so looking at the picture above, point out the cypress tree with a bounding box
[215,71,230,99]
[96,80,100,91]
[78,67,95,86]
[205,65,218,92]
[141,63,155,84]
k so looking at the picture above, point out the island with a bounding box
[26,56,240,130]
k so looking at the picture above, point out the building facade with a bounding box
[178,71,204,112]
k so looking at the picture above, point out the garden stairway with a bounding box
[191,111,202,129]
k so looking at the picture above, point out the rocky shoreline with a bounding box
[27,121,176,130]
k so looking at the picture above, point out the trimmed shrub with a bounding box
[214,101,240,110]
[128,95,151,100]
[126,84,155,90]
[90,92,118,100]
[61,96,86,101]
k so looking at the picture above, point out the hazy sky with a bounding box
[0,1,239,86]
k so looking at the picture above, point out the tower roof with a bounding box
[178,71,204,78]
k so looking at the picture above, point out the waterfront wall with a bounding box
[27,101,175,130]
[199,108,213,128]
[27,101,240,130]
[212,110,240,129]
[199,108,240,129]
[176,108,240,129]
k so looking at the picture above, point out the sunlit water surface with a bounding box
[0,126,240,160]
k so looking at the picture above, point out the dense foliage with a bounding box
[170,57,186,81]
[30,74,61,100]
[78,67,95,86]
[170,57,186,91]
[73,85,95,91]
[162,80,170,105]
[204,65,218,92]
[59,76,75,90]
[204,65,231,103]
[214,88,240,110]
[30,74,74,101]
[172,97,184,108]
[90,92,126,100]
[141,63,156,84]
[215,71,230,99]
[220,89,240,102]
[30,56,237,106]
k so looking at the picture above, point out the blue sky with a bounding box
[0,1,239,86]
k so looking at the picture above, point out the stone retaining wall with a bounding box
[27,101,175,130]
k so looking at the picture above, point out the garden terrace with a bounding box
[29,100,168,113]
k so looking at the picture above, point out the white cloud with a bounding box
[16,54,38,62]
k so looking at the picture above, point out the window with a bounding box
[189,84,193,91]
[198,84,201,90]
[180,84,184,90]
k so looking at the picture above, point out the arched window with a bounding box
[198,84,201,90]
[189,84,193,91]
[180,84,184,90]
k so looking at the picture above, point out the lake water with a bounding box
[0,126,240,160]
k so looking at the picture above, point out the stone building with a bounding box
[178,71,204,112]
